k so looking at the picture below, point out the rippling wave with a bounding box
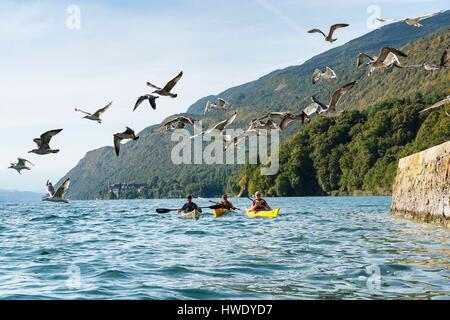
[0,197,449,300]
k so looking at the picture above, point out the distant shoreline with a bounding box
[79,194,393,201]
[0,190,44,202]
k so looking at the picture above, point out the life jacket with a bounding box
[253,199,268,209]
[219,201,234,210]
[182,202,199,212]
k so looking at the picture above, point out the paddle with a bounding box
[156,205,221,214]
[199,197,244,212]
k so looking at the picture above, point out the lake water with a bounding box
[0,197,449,300]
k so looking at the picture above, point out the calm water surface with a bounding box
[0,197,449,300]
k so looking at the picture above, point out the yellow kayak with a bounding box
[246,208,280,219]
[213,209,232,218]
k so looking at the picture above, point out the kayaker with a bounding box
[217,194,236,211]
[178,195,202,214]
[250,192,271,212]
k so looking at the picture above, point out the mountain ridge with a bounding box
[0,190,43,201]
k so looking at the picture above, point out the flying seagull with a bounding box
[256,119,281,131]
[204,98,231,114]
[302,103,322,118]
[147,71,183,98]
[357,47,407,76]
[75,102,112,123]
[312,81,357,117]
[255,112,290,124]
[417,63,441,72]
[29,129,63,155]
[133,95,159,111]
[43,178,71,203]
[403,46,450,71]
[207,112,237,133]
[256,112,311,129]
[377,11,442,28]
[8,158,34,175]
[308,24,349,43]
[160,116,201,132]
[419,96,450,114]
[402,62,439,72]
[191,112,238,139]
[313,67,337,85]
[279,113,311,129]
[113,127,139,157]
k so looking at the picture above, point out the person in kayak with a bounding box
[217,194,236,211]
[250,192,271,212]
[178,195,202,214]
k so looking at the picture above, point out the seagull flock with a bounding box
[377,11,443,28]
[8,10,449,203]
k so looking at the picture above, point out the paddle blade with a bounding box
[156,209,173,214]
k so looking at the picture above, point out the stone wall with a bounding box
[391,141,450,228]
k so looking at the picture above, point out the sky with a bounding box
[0,0,448,192]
